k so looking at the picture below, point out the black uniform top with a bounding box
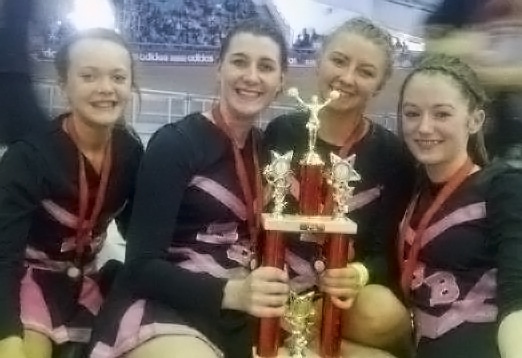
[263,112,416,288]
[0,115,143,339]
[122,113,260,356]
[403,162,522,358]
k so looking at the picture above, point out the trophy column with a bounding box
[257,151,294,358]
[320,154,360,358]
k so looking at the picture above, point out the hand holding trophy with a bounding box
[256,87,360,358]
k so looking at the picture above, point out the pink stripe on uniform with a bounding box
[20,268,93,344]
[169,247,233,278]
[196,222,240,245]
[78,276,103,316]
[414,269,497,340]
[420,202,486,249]
[348,186,382,212]
[190,176,247,220]
[20,268,53,332]
[90,300,223,358]
[286,249,317,291]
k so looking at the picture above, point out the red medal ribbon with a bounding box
[211,106,262,255]
[399,158,475,295]
[65,117,112,269]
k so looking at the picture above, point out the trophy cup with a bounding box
[256,88,359,358]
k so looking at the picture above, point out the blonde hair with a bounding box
[322,17,395,89]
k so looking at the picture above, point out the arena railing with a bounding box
[34,81,397,145]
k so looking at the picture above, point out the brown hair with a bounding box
[321,17,395,90]
[55,28,138,91]
[398,53,489,166]
[218,18,289,72]
[55,28,140,125]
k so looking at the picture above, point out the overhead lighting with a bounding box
[67,0,116,31]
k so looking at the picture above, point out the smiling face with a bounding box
[218,32,284,119]
[316,32,387,113]
[62,38,132,128]
[401,72,485,173]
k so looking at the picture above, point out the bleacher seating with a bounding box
[124,0,259,47]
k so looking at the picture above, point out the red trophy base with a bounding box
[257,230,286,358]
[320,233,351,358]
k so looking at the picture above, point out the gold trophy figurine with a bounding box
[287,88,340,165]
[283,291,317,358]
[328,153,361,219]
[264,151,294,217]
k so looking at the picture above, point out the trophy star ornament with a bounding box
[263,150,294,217]
[330,153,361,184]
[270,150,293,176]
[329,153,361,219]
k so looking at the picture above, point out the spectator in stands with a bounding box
[129,0,259,47]
[264,17,415,358]
[0,28,143,358]
[88,19,288,358]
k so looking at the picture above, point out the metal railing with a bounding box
[34,81,397,144]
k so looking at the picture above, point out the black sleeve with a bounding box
[487,167,522,321]
[123,125,227,319]
[0,143,42,339]
[114,141,144,238]
[360,143,416,288]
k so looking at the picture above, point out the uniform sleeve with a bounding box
[123,125,227,320]
[360,143,416,288]
[487,167,522,321]
[0,143,41,339]
[114,141,144,238]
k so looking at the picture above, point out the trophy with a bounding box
[256,88,359,358]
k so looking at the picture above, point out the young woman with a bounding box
[263,17,415,357]
[88,19,289,358]
[398,53,522,358]
[0,29,143,358]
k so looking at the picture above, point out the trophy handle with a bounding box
[320,234,352,358]
[257,230,286,358]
